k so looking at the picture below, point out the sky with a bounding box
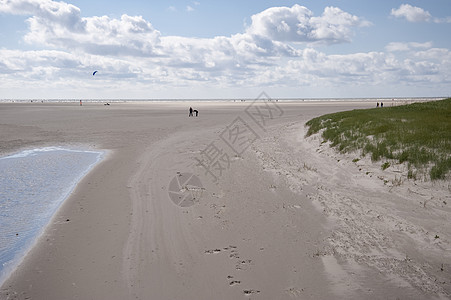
[0,0,450,99]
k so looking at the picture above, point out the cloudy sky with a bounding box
[1,0,450,99]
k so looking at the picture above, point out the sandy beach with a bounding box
[0,100,450,300]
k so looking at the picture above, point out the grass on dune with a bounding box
[305,98,451,180]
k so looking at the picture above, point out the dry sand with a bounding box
[0,100,450,299]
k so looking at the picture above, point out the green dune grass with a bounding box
[305,99,451,180]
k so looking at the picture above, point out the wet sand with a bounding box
[0,100,450,299]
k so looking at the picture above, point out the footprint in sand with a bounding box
[236,259,252,270]
[229,280,241,286]
[285,287,304,297]
[204,249,222,254]
[227,275,242,287]
[205,245,258,294]
[244,289,260,296]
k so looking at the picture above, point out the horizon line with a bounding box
[1,96,448,101]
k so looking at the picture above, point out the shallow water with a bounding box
[0,147,104,285]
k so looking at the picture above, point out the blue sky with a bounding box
[0,0,450,99]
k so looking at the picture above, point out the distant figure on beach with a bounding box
[193,109,198,117]
[189,107,193,117]
[376,102,379,107]
[381,102,384,107]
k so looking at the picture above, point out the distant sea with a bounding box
[0,97,446,103]
[0,147,104,286]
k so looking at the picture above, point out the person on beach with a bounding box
[381,102,384,107]
[194,109,198,117]
[189,107,193,117]
[377,102,379,107]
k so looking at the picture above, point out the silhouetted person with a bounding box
[381,102,384,107]
[193,109,198,117]
[189,107,193,117]
[377,102,379,107]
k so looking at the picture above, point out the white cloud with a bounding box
[0,0,450,98]
[0,49,142,80]
[277,46,451,93]
[186,5,194,12]
[0,0,86,31]
[28,13,161,56]
[1,0,161,56]
[2,42,449,97]
[391,4,451,23]
[246,4,370,44]
[433,16,451,24]
[1,1,367,59]
[391,4,431,22]
[385,42,433,52]
[310,6,371,43]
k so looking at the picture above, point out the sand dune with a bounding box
[0,100,449,299]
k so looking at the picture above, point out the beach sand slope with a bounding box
[0,101,450,299]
